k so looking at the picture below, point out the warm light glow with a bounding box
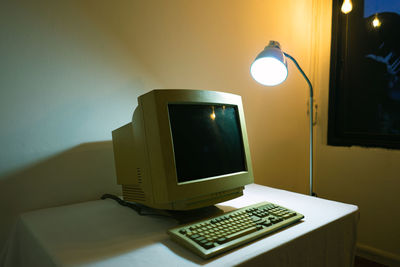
[372,15,381,28]
[210,107,216,120]
[341,0,353,14]
[250,57,288,86]
[210,112,216,120]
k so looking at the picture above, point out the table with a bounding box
[0,184,359,266]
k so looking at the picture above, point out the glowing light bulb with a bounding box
[341,0,353,14]
[210,111,216,120]
[210,107,216,120]
[372,15,381,28]
[250,57,288,86]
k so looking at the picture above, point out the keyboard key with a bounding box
[195,236,205,242]
[203,242,214,249]
[179,229,186,235]
[216,237,227,244]
[263,220,272,226]
[226,226,258,241]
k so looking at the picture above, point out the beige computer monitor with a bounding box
[112,89,253,210]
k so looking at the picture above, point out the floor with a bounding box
[354,256,388,267]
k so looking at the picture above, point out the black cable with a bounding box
[101,194,174,219]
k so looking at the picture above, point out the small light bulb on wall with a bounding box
[210,111,216,120]
[210,107,216,120]
[341,0,353,14]
[372,15,381,28]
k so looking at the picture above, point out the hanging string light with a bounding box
[341,0,353,14]
[372,14,381,28]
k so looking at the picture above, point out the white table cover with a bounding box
[0,184,359,266]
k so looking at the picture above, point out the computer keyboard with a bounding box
[167,201,304,259]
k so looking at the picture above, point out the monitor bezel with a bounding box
[140,89,253,203]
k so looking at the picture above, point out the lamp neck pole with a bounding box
[283,53,315,196]
[283,53,313,97]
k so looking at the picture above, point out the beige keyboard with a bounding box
[167,201,304,259]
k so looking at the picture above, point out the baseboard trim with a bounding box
[356,243,400,267]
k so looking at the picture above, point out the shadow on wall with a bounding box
[0,141,121,251]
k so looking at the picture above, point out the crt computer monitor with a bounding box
[112,89,253,210]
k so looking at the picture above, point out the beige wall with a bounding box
[1,0,398,264]
[81,0,315,194]
[0,0,315,251]
[313,0,400,265]
[0,0,158,249]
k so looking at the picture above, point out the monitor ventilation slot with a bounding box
[136,168,143,184]
[122,185,145,202]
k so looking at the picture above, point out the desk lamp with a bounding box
[250,40,316,196]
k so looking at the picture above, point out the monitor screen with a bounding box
[168,104,246,183]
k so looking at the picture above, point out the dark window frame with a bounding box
[328,0,400,149]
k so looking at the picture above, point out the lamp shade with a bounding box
[250,41,288,86]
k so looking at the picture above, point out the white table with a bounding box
[0,184,359,266]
